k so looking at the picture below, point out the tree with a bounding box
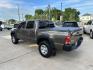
[63,8,80,21]
[35,9,44,16]
[35,9,44,19]
[51,8,62,20]
[8,19,16,24]
[44,7,62,20]
[25,14,33,20]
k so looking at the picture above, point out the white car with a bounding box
[1,24,5,29]
[83,20,93,39]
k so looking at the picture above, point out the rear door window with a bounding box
[39,21,55,29]
[18,22,26,29]
[26,21,34,29]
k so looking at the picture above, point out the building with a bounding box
[80,14,93,25]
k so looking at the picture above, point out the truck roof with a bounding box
[26,19,51,22]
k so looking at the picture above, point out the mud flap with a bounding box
[75,37,83,49]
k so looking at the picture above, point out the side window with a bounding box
[26,21,34,29]
[92,21,93,25]
[87,20,92,25]
[39,21,48,29]
[18,22,26,29]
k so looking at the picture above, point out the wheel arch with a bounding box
[37,35,51,44]
[37,35,55,49]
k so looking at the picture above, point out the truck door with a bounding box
[25,21,35,42]
[16,21,27,40]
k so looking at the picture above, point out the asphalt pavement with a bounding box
[0,30,93,70]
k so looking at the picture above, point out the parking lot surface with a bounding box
[0,30,93,70]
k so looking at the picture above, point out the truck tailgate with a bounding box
[52,27,82,35]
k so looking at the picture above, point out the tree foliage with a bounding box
[8,19,16,24]
[63,8,80,21]
[51,8,62,20]
[34,9,45,19]
[35,9,44,16]
[44,7,62,20]
[24,7,80,21]
[25,15,33,20]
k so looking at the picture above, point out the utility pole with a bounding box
[22,13,24,21]
[60,2,63,21]
[17,5,21,21]
[61,2,62,12]
[48,4,51,20]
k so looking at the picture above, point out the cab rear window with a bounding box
[63,22,78,27]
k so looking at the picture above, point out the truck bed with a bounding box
[51,27,81,32]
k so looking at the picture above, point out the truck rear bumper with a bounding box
[63,37,83,51]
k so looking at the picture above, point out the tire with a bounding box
[83,28,86,34]
[39,41,53,58]
[76,37,83,49]
[90,31,93,39]
[11,34,19,44]
[83,30,86,34]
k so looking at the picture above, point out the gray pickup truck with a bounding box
[11,20,83,58]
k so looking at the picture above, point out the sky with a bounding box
[0,0,93,20]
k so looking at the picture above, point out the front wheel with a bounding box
[39,41,53,58]
[83,29,86,34]
[90,31,93,39]
[11,35,19,44]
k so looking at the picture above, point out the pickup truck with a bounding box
[11,20,83,58]
[83,20,93,39]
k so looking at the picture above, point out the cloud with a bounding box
[32,0,81,9]
[64,0,80,4]
[0,1,17,9]
[61,0,93,15]
[70,1,93,8]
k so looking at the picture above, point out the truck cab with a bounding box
[11,20,54,42]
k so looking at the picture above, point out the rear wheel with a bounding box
[11,35,19,44]
[39,41,53,58]
[90,31,93,39]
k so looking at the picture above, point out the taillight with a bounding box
[65,35,71,45]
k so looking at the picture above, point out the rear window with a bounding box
[63,22,78,27]
[39,21,55,29]
[26,21,34,29]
